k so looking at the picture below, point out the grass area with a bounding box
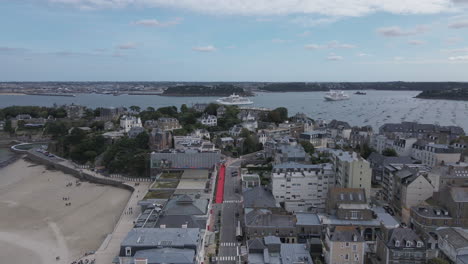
[144,190,174,199]
[151,181,179,189]
[159,171,183,180]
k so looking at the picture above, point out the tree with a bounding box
[129,106,141,113]
[427,258,449,264]
[180,104,189,113]
[45,121,69,139]
[146,106,155,112]
[204,103,219,115]
[300,141,315,154]
[3,120,12,133]
[135,131,149,149]
[382,148,397,157]
[360,144,375,159]
[239,128,251,138]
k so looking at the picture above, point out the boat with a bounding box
[216,94,253,105]
[324,90,350,101]
[355,91,367,95]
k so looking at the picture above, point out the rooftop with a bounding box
[121,228,199,248]
[437,228,468,250]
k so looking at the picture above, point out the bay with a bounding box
[0,90,467,131]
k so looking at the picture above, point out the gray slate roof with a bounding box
[450,187,468,202]
[243,186,278,208]
[133,248,195,264]
[121,228,199,248]
[437,228,468,250]
[385,228,423,248]
[164,195,208,215]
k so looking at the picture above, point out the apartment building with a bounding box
[331,150,372,198]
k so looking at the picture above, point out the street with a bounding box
[215,158,243,263]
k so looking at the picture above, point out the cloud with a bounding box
[304,41,356,50]
[394,56,405,61]
[117,42,138,49]
[272,38,292,43]
[192,45,216,52]
[357,52,371,57]
[0,46,28,52]
[408,39,426,45]
[448,55,468,60]
[442,47,468,53]
[256,18,273,22]
[112,51,125,57]
[290,16,340,27]
[132,17,183,27]
[445,36,463,44]
[297,31,311,37]
[226,45,236,49]
[327,53,343,61]
[449,19,468,28]
[377,25,428,37]
[48,0,462,17]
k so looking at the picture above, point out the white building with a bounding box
[198,114,217,127]
[120,115,142,132]
[331,150,372,198]
[372,134,394,154]
[412,142,461,167]
[271,162,335,212]
[393,137,418,156]
[436,227,468,263]
[299,131,329,148]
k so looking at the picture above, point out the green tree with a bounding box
[427,258,449,264]
[300,141,315,154]
[45,121,69,139]
[239,128,251,138]
[3,120,12,133]
[129,105,141,113]
[382,148,398,157]
[135,131,149,149]
[360,144,376,159]
[180,104,189,113]
[146,106,155,112]
[204,103,219,115]
[157,106,178,117]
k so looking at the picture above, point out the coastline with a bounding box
[0,158,131,264]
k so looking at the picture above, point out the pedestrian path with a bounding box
[220,242,241,247]
[213,256,237,262]
[223,200,242,204]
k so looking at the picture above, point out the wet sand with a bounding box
[0,159,131,264]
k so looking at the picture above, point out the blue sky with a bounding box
[1,0,468,81]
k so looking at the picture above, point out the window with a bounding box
[352,244,358,251]
[345,242,350,247]
[344,254,349,260]
[354,254,359,261]
[125,247,132,256]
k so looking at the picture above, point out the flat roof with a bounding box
[177,179,207,190]
[181,169,210,179]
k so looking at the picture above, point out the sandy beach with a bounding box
[0,159,131,264]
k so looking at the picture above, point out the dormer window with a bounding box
[395,240,400,247]
[406,241,412,247]
[416,241,423,248]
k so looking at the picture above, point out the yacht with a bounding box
[324,90,350,101]
[216,94,253,105]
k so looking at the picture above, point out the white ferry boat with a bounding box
[324,90,350,101]
[216,94,253,105]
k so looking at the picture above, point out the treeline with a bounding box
[0,105,68,119]
[416,88,468,101]
[163,84,251,96]
[260,82,468,92]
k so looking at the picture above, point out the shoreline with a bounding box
[0,158,131,264]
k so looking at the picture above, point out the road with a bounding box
[215,158,243,263]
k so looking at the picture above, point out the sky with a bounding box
[1,0,468,82]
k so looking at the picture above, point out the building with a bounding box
[393,137,418,156]
[271,162,335,212]
[216,105,226,116]
[323,226,365,264]
[391,166,435,215]
[375,227,427,264]
[242,173,261,189]
[119,228,200,263]
[326,188,373,221]
[299,131,329,148]
[128,126,145,138]
[410,205,453,233]
[436,187,468,228]
[367,152,414,183]
[372,134,395,155]
[430,165,468,193]
[65,104,85,119]
[192,103,208,112]
[247,236,313,264]
[99,106,124,121]
[412,141,462,167]
[120,115,142,132]
[436,227,468,263]
[149,128,173,151]
[157,117,182,131]
[198,114,217,127]
[150,149,220,171]
[328,120,352,140]
[349,126,373,148]
[229,125,243,137]
[275,143,310,164]
[190,129,210,140]
[243,186,279,209]
[244,209,297,243]
[379,122,464,142]
[331,150,372,198]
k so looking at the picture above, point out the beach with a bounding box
[0,159,131,264]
